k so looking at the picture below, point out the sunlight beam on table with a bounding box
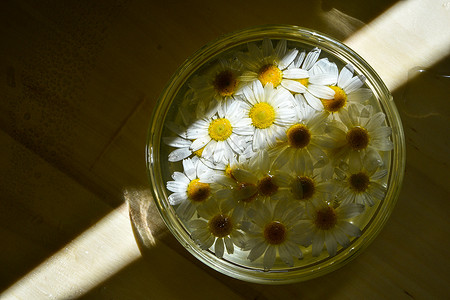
[1,202,142,300]
[345,0,450,91]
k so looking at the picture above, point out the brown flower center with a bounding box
[213,70,239,97]
[208,214,233,238]
[314,206,337,230]
[187,179,210,203]
[349,172,370,193]
[291,176,316,200]
[264,221,287,245]
[287,124,311,148]
[346,127,370,150]
[321,86,347,112]
[257,175,279,196]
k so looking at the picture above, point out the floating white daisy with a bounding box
[297,200,364,257]
[186,99,254,164]
[241,80,297,150]
[189,198,246,258]
[238,39,308,88]
[189,57,246,115]
[270,98,333,171]
[282,164,334,210]
[242,200,304,270]
[166,157,224,220]
[335,158,388,207]
[219,150,289,221]
[281,50,337,110]
[320,63,373,114]
[325,103,394,169]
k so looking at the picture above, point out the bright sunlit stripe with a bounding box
[345,0,450,91]
[1,203,142,299]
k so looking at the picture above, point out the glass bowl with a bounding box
[145,25,405,284]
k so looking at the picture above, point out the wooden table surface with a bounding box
[1,0,449,299]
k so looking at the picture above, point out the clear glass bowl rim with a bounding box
[145,24,406,284]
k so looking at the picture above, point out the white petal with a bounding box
[337,204,365,219]
[324,231,338,256]
[215,238,225,258]
[283,68,309,79]
[248,241,268,261]
[263,246,277,270]
[168,148,192,162]
[338,64,354,88]
[279,49,298,69]
[308,85,335,99]
[304,92,324,111]
[344,75,365,94]
[190,136,211,152]
[281,79,306,93]
[168,192,186,205]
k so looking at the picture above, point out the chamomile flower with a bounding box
[270,98,333,171]
[220,150,289,220]
[189,57,246,115]
[166,157,223,220]
[335,159,388,207]
[238,39,308,88]
[326,103,394,169]
[297,200,364,257]
[281,50,337,110]
[283,164,334,209]
[242,200,304,270]
[186,99,253,164]
[241,80,297,150]
[189,198,245,258]
[320,63,373,114]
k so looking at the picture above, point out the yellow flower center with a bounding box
[257,175,278,196]
[264,221,287,245]
[349,172,370,193]
[287,124,311,148]
[314,206,337,230]
[321,86,347,113]
[187,179,210,203]
[208,118,232,141]
[208,214,233,238]
[249,102,275,129]
[291,176,315,200]
[258,64,283,87]
[213,70,239,97]
[346,127,370,150]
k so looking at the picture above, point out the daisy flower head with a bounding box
[166,156,224,220]
[320,63,373,115]
[242,200,304,270]
[238,39,309,88]
[269,97,333,171]
[335,157,388,207]
[219,150,287,220]
[280,49,338,111]
[189,57,247,115]
[297,200,365,257]
[186,99,254,164]
[241,80,297,150]
[283,163,335,210]
[326,103,394,170]
[189,198,246,258]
